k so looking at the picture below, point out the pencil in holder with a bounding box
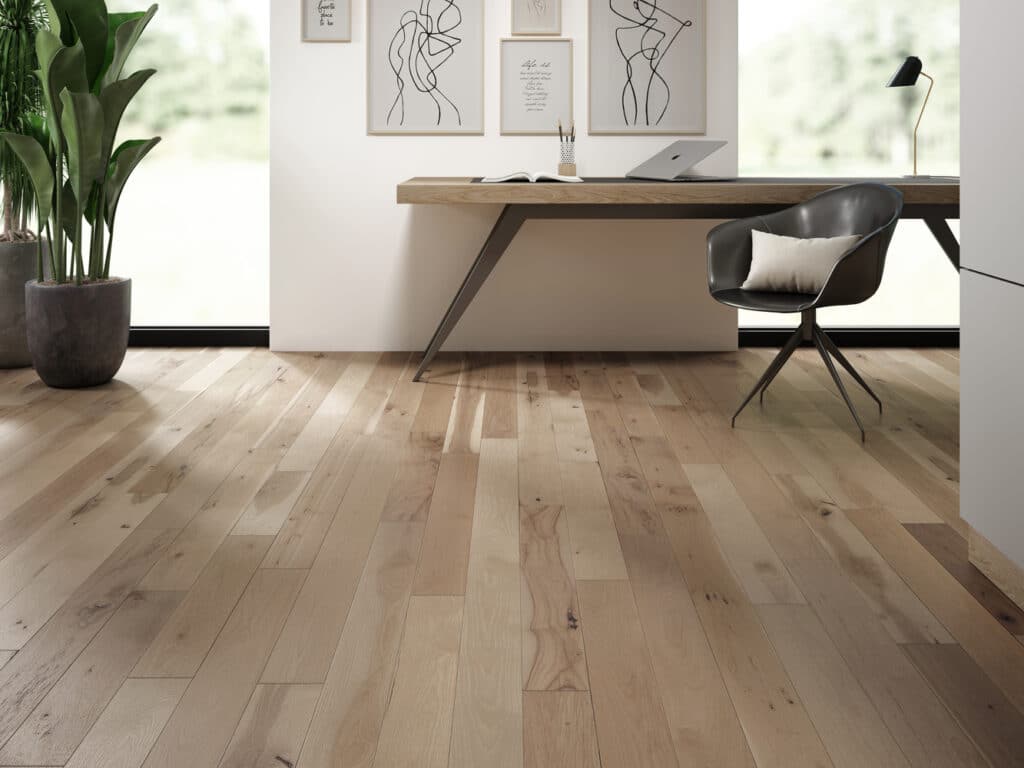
[559,142,576,177]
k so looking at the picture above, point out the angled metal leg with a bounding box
[760,309,815,404]
[414,206,528,381]
[815,328,883,414]
[812,331,867,442]
[924,217,960,271]
[732,325,803,427]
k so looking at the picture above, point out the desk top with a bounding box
[397,177,960,206]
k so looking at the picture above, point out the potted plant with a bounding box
[1,0,160,388]
[0,0,47,368]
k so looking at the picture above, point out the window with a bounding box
[738,0,960,328]
[108,0,269,326]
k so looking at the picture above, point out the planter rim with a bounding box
[28,277,130,289]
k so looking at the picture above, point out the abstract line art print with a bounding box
[589,0,706,134]
[368,0,484,134]
[512,0,561,35]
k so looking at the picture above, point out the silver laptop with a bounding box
[626,140,729,181]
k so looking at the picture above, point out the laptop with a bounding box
[626,140,730,181]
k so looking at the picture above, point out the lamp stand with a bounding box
[909,72,934,177]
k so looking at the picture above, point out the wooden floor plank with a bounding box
[449,439,523,768]
[63,678,189,768]
[133,535,273,678]
[557,462,629,581]
[297,520,423,768]
[759,604,911,768]
[231,469,311,536]
[373,596,464,768]
[140,569,305,768]
[904,643,1024,768]
[523,691,602,768]
[576,580,679,768]
[217,684,322,768]
[413,452,479,596]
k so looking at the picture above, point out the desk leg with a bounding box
[924,217,960,271]
[414,205,527,382]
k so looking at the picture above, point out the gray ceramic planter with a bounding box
[0,240,49,369]
[26,278,131,388]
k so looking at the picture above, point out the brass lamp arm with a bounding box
[913,72,934,176]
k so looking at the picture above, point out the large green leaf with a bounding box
[59,88,105,204]
[0,133,56,225]
[97,68,154,163]
[41,39,89,144]
[99,12,144,86]
[44,0,110,87]
[101,4,157,89]
[104,136,159,227]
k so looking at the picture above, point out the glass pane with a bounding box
[106,0,269,325]
[738,0,960,328]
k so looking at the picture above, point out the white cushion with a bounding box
[742,230,862,295]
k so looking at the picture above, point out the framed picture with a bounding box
[511,0,560,35]
[500,38,573,135]
[303,0,351,42]
[367,0,485,135]
[588,0,706,135]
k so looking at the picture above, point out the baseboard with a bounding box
[128,327,270,347]
[127,326,960,350]
[969,529,1024,614]
[739,327,960,348]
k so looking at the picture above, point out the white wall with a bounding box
[961,0,1024,568]
[270,0,738,351]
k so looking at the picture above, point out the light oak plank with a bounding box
[231,470,311,536]
[449,439,522,768]
[577,580,679,768]
[904,643,1024,768]
[263,437,401,682]
[444,354,487,454]
[558,462,628,581]
[140,569,305,768]
[759,604,910,768]
[483,353,518,439]
[217,684,322,768]
[413,452,479,595]
[380,432,445,523]
[373,596,464,768]
[788,558,988,768]
[296,521,423,768]
[523,691,601,768]
[133,535,273,678]
[0,590,182,766]
[63,678,189,768]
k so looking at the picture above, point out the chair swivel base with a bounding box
[731,310,882,442]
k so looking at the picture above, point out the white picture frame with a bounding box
[588,0,706,135]
[511,0,561,36]
[303,0,351,42]
[367,0,485,135]
[500,38,573,135]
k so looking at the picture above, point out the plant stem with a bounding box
[45,220,56,279]
[2,186,12,239]
[103,212,115,279]
[54,148,64,282]
[73,209,83,286]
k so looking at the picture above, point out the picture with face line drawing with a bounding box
[512,0,561,35]
[589,0,706,134]
[368,0,484,134]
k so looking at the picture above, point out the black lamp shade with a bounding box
[887,56,923,87]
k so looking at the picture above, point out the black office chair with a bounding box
[707,183,904,441]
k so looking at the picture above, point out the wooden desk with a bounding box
[398,177,960,381]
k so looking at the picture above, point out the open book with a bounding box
[481,172,583,183]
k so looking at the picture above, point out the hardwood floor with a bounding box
[0,347,1021,768]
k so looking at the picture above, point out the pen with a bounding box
[559,120,564,143]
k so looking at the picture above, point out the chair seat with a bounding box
[711,288,818,313]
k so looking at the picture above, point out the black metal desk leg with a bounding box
[924,217,960,271]
[414,206,528,382]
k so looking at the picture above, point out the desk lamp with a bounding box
[887,56,934,176]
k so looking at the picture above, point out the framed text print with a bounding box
[368,0,485,134]
[500,38,573,135]
[588,0,706,134]
[303,0,351,42]
[512,0,560,35]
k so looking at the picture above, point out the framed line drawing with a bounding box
[303,0,351,42]
[512,0,561,35]
[367,0,485,135]
[500,38,573,135]
[588,0,706,135]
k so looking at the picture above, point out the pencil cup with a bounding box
[559,143,576,177]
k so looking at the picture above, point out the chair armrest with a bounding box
[814,214,900,308]
[706,215,773,292]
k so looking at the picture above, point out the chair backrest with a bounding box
[768,183,903,242]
